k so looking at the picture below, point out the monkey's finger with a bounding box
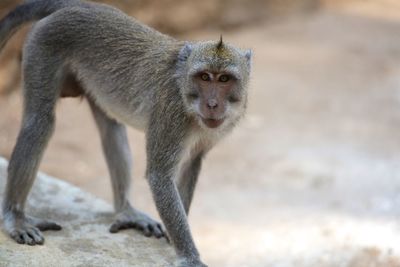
[130,221,151,237]
[151,224,164,238]
[132,222,146,234]
[142,225,152,237]
[109,222,122,233]
[164,233,170,243]
[109,221,135,233]
[10,230,25,244]
[157,223,164,233]
[36,221,62,231]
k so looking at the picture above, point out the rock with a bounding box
[0,157,176,267]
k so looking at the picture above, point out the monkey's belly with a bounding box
[108,103,149,130]
[94,92,150,131]
[60,73,149,130]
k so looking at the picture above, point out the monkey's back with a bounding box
[25,4,183,129]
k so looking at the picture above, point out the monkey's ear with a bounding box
[244,49,252,62]
[176,42,193,79]
[178,42,193,63]
[244,49,252,68]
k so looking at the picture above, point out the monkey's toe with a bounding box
[109,209,165,238]
[10,230,25,244]
[26,216,62,231]
[10,227,44,245]
[110,219,165,238]
[36,221,62,231]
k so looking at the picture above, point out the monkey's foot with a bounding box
[3,213,62,245]
[109,207,165,238]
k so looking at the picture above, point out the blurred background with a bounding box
[1,0,400,266]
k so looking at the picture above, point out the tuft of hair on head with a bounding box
[216,35,224,51]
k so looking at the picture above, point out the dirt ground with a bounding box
[1,3,400,267]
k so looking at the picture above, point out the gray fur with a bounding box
[178,153,203,215]
[89,99,132,212]
[0,0,88,50]
[0,1,251,266]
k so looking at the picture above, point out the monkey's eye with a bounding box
[228,95,240,103]
[187,92,199,100]
[200,73,210,81]
[219,74,230,82]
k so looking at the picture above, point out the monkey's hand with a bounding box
[177,257,208,267]
[3,212,62,245]
[109,205,165,238]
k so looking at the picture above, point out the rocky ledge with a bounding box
[0,157,175,267]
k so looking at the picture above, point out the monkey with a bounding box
[0,1,251,266]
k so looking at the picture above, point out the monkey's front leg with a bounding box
[89,101,164,238]
[146,129,207,266]
[148,174,206,267]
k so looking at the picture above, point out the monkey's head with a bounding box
[176,37,252,130]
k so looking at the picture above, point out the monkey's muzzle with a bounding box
[201,117,225,128]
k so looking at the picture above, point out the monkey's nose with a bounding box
[207,99,218,109]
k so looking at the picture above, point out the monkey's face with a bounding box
[187,70,243,129]
[177,40,252,130]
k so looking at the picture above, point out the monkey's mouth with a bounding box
[201,117,225,128]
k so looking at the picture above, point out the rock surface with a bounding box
[0,157,176,267]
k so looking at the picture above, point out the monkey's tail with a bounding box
[0,0,86,52]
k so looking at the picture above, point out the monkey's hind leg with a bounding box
[2,54,63,245]
[89,100,164,238]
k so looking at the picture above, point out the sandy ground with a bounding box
[1,6,400,267]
